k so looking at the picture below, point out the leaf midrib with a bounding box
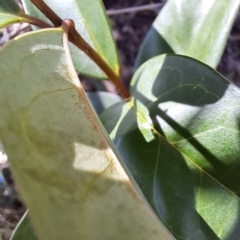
[129,99,240,201]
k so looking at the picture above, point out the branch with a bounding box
[23,14,53,28]
[29,0,130,98]
[66,20,130,98]
[106,3,164,16]
[30,0,62,26]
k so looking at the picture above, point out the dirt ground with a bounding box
[0,0,240,239]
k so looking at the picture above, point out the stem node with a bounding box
[30,0,130,98]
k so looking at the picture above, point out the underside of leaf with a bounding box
[0,28,174,240]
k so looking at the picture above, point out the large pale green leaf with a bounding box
[101,55,240,239]
[10,211,37,240]
[0,28,175,240]
[0,0,28,28]
[22,0,119,79]
[153,0,240,68]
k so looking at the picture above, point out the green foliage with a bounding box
[136,0,240,69]
[0,0,21,14]
[86,92,122,115]
[22,0,119,79]
[101,55,240,239]
[0,27,173,240]
[0,0,27,27]
[134,27,173,70]
[10,211,37,240]
[0,0,239,240]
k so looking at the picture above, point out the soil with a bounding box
[217,12,240,86]
[0,0,240,239]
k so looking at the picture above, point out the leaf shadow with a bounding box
[112,103,224,239]
[1,86,168,239]
[120,55,240,239]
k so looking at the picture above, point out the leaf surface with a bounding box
[10,211,37,240]
[0,0,28,28]
[22,0,119,79]
[0,28,174,240]
[101,55,240,239]
[87,92,122,115]
[153,0,240,68]
[134,27,173,70]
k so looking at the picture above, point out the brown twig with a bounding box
[30,0,62,27]
[229,35,240,42]
[23,13,53,28]
[106,3,163,16]
[67,21,130,98]
[29,0,130,98]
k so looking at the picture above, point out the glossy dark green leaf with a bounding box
[0,0,28,28]
[86,92,122,115]
[10,211,38,240]
[101,55,240,239]
[134,27,173,70]
[22,0,119,79]
[153,0,240,68]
